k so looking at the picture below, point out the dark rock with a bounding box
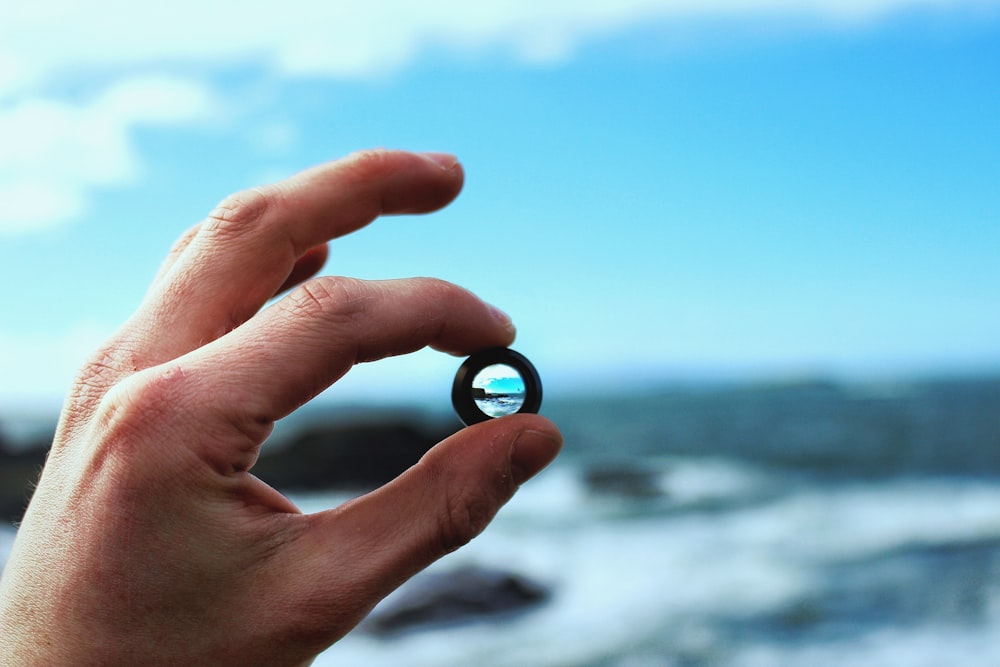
[1,413,454,525]
[582,463,666,499]
[361,565,552,636]
[253,418,456,492]
[0,441,47,525]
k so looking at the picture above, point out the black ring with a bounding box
[452,348,543,426]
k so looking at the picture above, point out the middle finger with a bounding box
[123,149,464,371]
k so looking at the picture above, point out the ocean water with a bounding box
[310,472,1000,666]
[2,377,1000,665]
[314,377,1000,666]
[475,394,527,418]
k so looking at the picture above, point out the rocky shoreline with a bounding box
[0,411,459,526]
[0,411,556,634]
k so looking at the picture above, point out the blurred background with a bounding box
[2,1,1000,665]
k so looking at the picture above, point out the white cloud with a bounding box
[0,0,996,234]
[0,76,218,234]
[3,0,996,96]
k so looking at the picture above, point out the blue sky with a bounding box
[475,366,527,396]
[1,1,999,407]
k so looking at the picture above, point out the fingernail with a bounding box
[510,430,562,485]
[489,304,517,337]
[422,152,459,170]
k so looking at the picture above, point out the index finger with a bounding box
[123,150,464,373]
[167,276,517,473]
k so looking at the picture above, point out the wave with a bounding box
[545,376,1000,476]
[5,373,999,667]
[314,467,1000,667]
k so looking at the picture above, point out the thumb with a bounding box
[275,414,562,647]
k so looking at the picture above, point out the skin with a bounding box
[0,149,563,666]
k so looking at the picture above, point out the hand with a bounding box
[0,149,562,666]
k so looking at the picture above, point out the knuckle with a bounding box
[65,337,138,414]
[437,487,498,554]
[203,187,273,237]
[167,222,201,257]
[339,149,392,213]
[413,277,473,308]
[285,277,373,322]
[343,147,391,175]
[416,276,456,294]
[91,365,187,455]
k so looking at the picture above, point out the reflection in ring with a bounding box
[471,363,526,418]
[452,348,541,426]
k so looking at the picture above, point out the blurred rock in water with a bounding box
[582,463,666,499]
[0,425,49,525]
[547,376,1000,476]
[252,417,457,491]
[360,565,551,637]
[0,412,454,525]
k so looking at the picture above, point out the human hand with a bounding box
[0,149,562,666]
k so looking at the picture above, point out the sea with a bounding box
[3,375,1000,666]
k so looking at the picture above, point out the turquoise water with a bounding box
[3,376,1000,665]
[317,377,1000,666]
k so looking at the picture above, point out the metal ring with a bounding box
[452,348,543,426]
